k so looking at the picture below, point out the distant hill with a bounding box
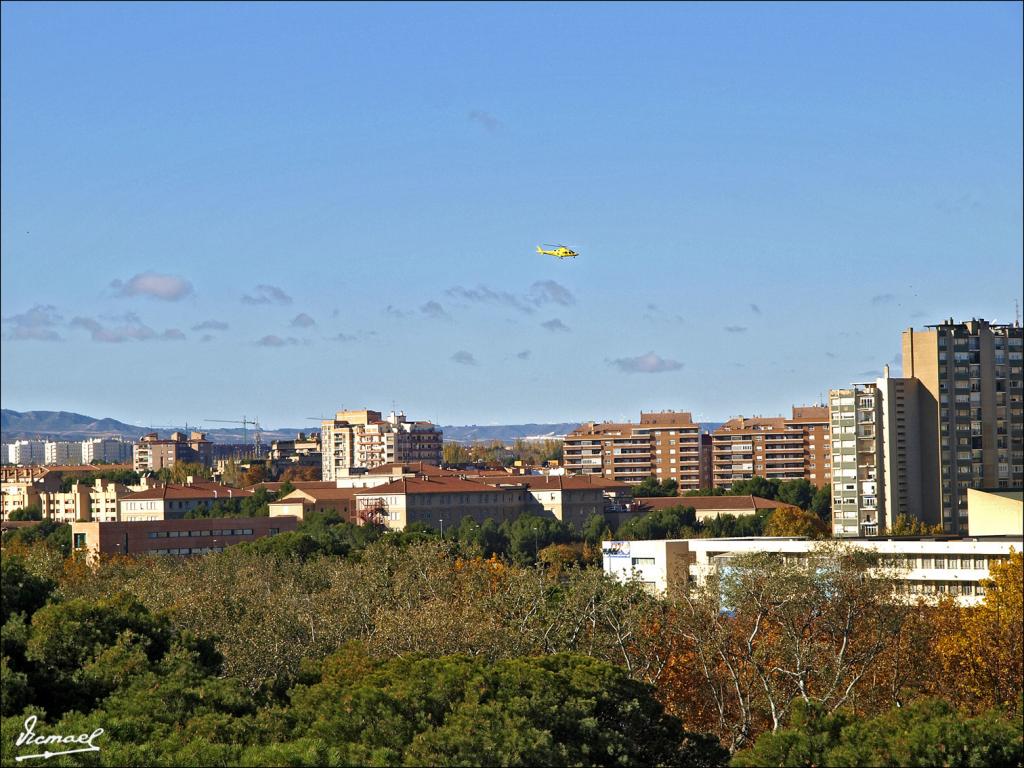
[0,410,301,444]
[1,410,725,445]
[440,424,581,444]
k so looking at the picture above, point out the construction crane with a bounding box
[204,417,262,450]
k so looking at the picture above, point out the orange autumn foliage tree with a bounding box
[930,549,1023,715]
[764,504,829,539]
[657,545,908,752]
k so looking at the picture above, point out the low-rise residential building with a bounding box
[71,516,298,561]
[712,406,831,489]
[37,479,128,523]
[119,484,254,522]
[1,481,42,519]
[1,464,138,519]
[268,486,360,521]
[351,473,630,530]
[133,432,214,472]
[602,535,1023,606]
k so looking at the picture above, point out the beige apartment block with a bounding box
[351,473,629,531]
[321,410,443,481]
[37,479,128,523]
[712,406,830,488]
[903,318,1024,533]
[564,411,705,489]
[268,486,360,521]
[119,483,254,522]
[1,482,41,519]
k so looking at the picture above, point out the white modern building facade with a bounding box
[81,437,133,464]
[45,441,84,466]
[7,440,46,466]
[603,536,1021,606]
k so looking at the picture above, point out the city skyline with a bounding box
[2,3,1022,426]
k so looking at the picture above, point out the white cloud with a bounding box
[609,352,684,374]
[111,272,194,301]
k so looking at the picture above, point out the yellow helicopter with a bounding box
[536,244,578,259]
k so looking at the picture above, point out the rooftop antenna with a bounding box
[1016,300,1020,327]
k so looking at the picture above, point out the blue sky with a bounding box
[2,2,1021,428]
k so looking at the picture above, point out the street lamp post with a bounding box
[440,518,444,539]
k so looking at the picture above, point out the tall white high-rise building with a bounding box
[81,437,133,464]
[45,441,84,465]
[8,440,46,466]
[830,368,922,537]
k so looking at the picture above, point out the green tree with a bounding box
[500,514,572,564]
[169,461,212,484]
[240,486,274,517]
[634,477,680,497]
[286,650,728,767]
[7,506,42,521]
[581,513,612,545]
[810,485,832,523]
[0,521,71,557]
[729,476,781,500]
[701,510,770,538]
[732,698,1023,768]
[25,594,178,716]
[618,505,697,540]
[685,487,727,497]
[776,479,815,510]
[0,555,56,625]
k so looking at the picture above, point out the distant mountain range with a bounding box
[1,410,722,445]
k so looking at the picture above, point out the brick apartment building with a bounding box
[134,432,214,472]
[563,411,709,489]
[711,406,831,488]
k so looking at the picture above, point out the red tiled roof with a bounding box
[41,464,133,475]
[246,481,336,492]
[633,495,778,512]
[356,476,509,496]
[279,487,360,502]
[124,484,255,501]
[517,475,629,491]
